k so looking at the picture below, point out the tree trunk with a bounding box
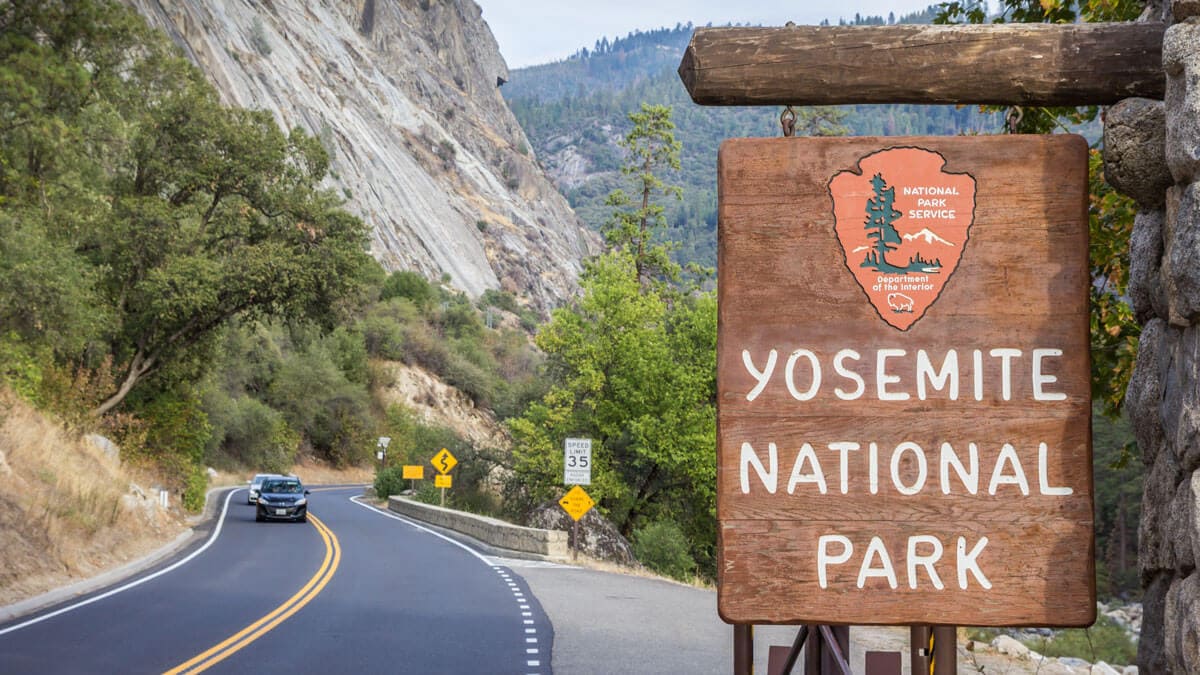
[90,350,155,417]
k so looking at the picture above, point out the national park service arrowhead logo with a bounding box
[829,147,976,331]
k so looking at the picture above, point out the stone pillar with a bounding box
[1106,2,1200,672]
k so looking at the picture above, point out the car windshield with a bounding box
[263,481,302,494]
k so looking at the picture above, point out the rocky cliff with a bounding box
[127,0,598,310]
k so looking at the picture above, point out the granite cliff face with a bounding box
[128,0,597,309]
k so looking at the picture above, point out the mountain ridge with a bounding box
[127,0,599,311]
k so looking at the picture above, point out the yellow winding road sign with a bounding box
[431,448,457,475]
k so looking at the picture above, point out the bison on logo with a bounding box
[828,147,976,330]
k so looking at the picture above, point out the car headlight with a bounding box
[295,498,306,506]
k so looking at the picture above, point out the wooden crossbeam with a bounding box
[678,23,1165,107]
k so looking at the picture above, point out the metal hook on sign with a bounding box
[781,106,797,137]
[1006,106,1024,134]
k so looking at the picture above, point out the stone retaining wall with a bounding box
[1105,2,1200,672]
[387,496,569,560]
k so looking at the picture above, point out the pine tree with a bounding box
[862,173,903,272]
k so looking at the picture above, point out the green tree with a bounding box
[602,103,683,287]
[508,103,718,574]
[0,0,373,417]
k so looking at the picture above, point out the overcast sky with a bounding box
[476,1,942,68]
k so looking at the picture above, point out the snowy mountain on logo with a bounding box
[902,228,956,247]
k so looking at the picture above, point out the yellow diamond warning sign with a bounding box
[559,485,594,522]
[431,448,457,475]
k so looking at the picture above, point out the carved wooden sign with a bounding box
[716,135,1094,626]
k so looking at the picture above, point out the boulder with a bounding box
[1164,22,1200,183]
[525,501,637,566]
[1162,183,1200,323]
[1174,0,1200,20]
[991,635,1031,659]
[1103,98,1170,208]
[85,434,120,462]
[1164,572,1200,674]
[1126,209,1167,324]
[1138,571,1173,674]
[1124,318,1167,464]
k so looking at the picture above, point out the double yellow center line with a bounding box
[164,513,341,674]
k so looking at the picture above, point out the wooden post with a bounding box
[734,624,754,675]
[678,23,1165,107]
[911,626,932,675]
[932,627,957,675]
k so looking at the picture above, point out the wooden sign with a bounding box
[716,136,1093,627]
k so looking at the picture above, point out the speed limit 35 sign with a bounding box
[564,438,592,486]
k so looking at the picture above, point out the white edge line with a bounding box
[349,496,491,565]
[0,488,239,636]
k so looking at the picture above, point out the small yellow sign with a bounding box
[434,474,452,489]
[431,448,458,475]
[402,465,424,480]
[559,485,595,522]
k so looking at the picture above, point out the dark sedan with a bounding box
[255,477,309,523]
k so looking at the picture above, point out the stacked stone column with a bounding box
[1104,1,1200,672]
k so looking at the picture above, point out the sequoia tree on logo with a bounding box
[862,174,904,273]
[862,174,945,275]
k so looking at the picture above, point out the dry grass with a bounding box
[0,389,187,607]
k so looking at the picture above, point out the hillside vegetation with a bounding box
[503,10,1007,268]
[0,0,543,511]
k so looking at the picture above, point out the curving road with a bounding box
[0,486,553,674]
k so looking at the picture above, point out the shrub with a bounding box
[437,301,484,341]
[1020,615,1137,665]
[413,480,442,505]
[374,465,409,499]
[442,354,494,408]
[479,289,520,314]
[633,520,696,581]
[210,395,297,473]
[182,464,208,512]
[324,326,369,385]
[381,271,435,311]
[0,333,46,403]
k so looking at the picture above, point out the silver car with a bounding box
[247,473,278,505]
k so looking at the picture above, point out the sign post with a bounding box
[377,436,391,466]
[563,437,592,486]
[430,447,457,507]
[716,136,1094,628]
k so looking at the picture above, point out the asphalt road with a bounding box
[0,486,552,674]
[0,487,890,674]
